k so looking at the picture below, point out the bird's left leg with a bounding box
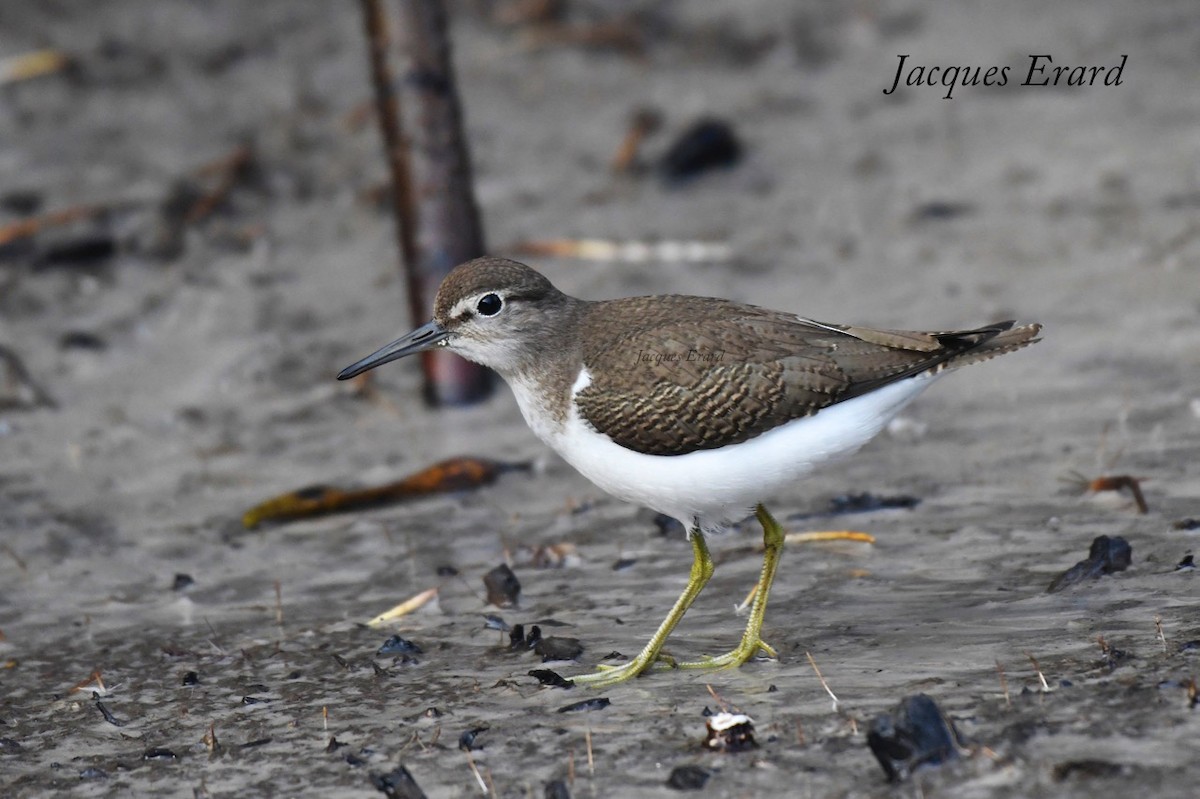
[676,503,783,670]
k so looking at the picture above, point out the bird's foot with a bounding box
[675,637,778,671]
[568,651,678,688]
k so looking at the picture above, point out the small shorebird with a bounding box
[339,257,1041,687]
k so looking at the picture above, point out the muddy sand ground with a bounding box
[2,1,1199,797]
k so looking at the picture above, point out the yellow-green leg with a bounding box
[570,527,715,687]
[676,503,783,670]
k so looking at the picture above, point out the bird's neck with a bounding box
[501,298,589,442]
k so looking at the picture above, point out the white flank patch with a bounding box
[548,372,939,531]
[508,364,939,532]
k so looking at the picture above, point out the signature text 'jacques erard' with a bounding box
[883,54,1127,100]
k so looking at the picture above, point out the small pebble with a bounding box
[377,635,422,656]
[142,747,178,761]
[666,765,710,790]
[483,564,521,607]
[458,727,487,752]
[659,118,742,183]
[557,697,610,713]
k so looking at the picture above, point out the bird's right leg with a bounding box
[569,525,715,687]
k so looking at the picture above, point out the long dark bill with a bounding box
[337,320,449,380]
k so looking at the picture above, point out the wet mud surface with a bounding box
[2,1,1199,796]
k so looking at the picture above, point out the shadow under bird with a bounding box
[339,257,1041,687]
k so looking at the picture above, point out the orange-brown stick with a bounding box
[242,456,527,528]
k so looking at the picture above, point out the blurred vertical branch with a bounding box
[359,0,493,406]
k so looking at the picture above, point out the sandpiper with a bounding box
[339,257,1040,687]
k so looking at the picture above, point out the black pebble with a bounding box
[659,118,742,183]
[557,697,610,713]
[458,727,488,752]
[142,747,178,761]
[666,765,711,790]
[528,669,573,689]
[828,492,920,514]
[535,636,583,662]
[544,778,572,799]
[34,235,117,269]
[510,624,543,651]
[1091,535,1133,569]
[377,635,423,656]
[59,331,108,351]
[1046,535,1133,593]
[866,694,964,782]
[0,190,43,214]
[369,764,428,799]
[483,564,521,607]
[910,201,974,222]
[1052,760,1125,781]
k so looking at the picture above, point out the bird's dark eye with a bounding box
[476,293,503,316]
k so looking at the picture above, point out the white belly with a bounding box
[510,369,937,532]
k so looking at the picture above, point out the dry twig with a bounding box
[805,651,839,712]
